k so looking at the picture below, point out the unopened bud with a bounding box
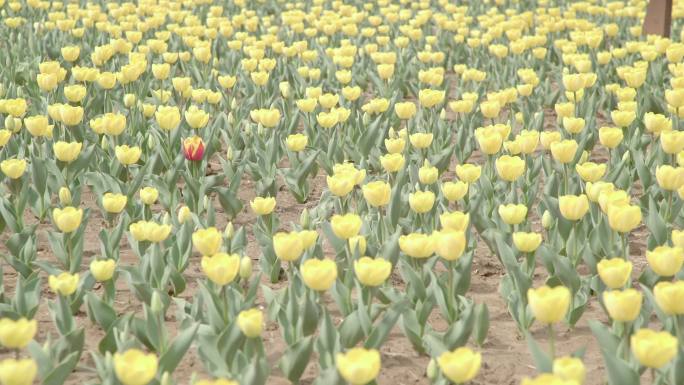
[150,291,163,314]
[542,211,554,229]
[426,359,437,380]
[622,150,630,162]
[439,109,446,120]
[579,150,588,164]
[300,208,310,228]
[160,372,172,385]
[224,221,234,239]
[202,196,210,211]
[178,206,192,224]
[101,135,109,150]
[226,146,234,161]
[230,98,238,110]
[239,256,252,279]
[59,187,72,206]
[4,116,15,131]
[123,93,136,108]
[162,212,171,225]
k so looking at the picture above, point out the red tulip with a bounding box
[183,136,204,161]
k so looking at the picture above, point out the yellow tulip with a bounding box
[273,232,304,261]
[330,213,362,239]
[336,348,381,385]
[129,221,172,243]
[114,349,158,385]
[380,153,405,173]
[298,230,319,249]
[661,130,684,154]
[139,187,158,205]
[394,102,417,119]
[348,235,367,255]
[115,145,142,165]
[399,233,434,259]
[496,155,525,182]
[409,132,434,149]
[286,134,308,152]
[480,100,501,119]
[61,46,80,62]
[24,115,51,137]
[102,193,127,214]
[185,105,210,129]
[418,89,445,108]
[301,258,337,291]
[155,106,181,131]
[0,159,26,179]
[195,379,238,385]
[513,232,542,252]
[237,308,263,338]
[455,163,481,183]
[597,258,632,289]
[201,253,240,286]
[53,141,82,163]
[527,285,571,324]
[562,117,585,134]
[440,211,470,231]
[644,112,672,135]
[250,197,276,215]
[540,131,562,149]
[631,329,678,369]
[673,229,684,248]
[48,272,79,296]
[607,204,641,233]
[433,230,466,261]
[521,373,574,385]
[475,127,503,155]
[362,181,391,207]
[550,140,578,163]
[441,181,468,202]
[354,257,392,287]
[603,289,642,322]
[552,356,586,385]
[437,347,481,384]
[575,162,607,183]
[0,358,37,385]
[611,109,636,127]
[647,246,684,276]
[656,165,684,191]
[418,161,438,185]
[59,105,84,126]
[598,126,624,149]
[326,174,354,197]
[53,206,83,233]
[654,281,684,315]
[498,203,527,225]
[598,190,630,213]
[63,84,86,103]
[0,318,36,349]
[558,194,589,221]
[90,259,116,282]
[192,227,223,256]
[585,181,614,202]
[409,190,435,214]
[384,137,405,154]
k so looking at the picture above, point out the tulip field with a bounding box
[7,0,684,384]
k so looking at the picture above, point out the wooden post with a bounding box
[643,0,673,37]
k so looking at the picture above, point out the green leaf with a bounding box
[525,332,552,373]
[279,336,314,383]
[158,323,199,374]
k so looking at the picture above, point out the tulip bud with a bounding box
[227,112,234,124]
[300,208,310,228]
[59,187,72,206]
[622,150,630,162]
[542,211,553,228]
[388,127,397,138]
[162,212,171,225]
[579,150,588,164]
[439,109,446,120]
[426,359,437,380]
[362,112,370,125]
[101,135,108,150]
[4,115,15,131]
[160,372,171,385]
[202,196,210,211]
[123,94,136,108]
[226,146,234,160]
[150,291,163,314]
[224,221,234,239]
[239,256,252,279]
[147,135,155,149]
[178,206,192,224]
[230,98,238,110]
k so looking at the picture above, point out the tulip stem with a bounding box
[547,324,555,359]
